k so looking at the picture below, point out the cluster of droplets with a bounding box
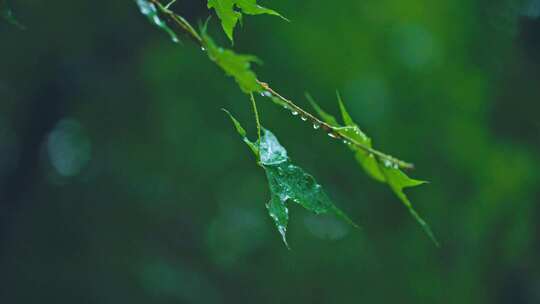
[383,158,399,169]
[351,127,368,141]
[276,98,358,147]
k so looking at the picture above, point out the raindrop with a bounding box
[300,116,308,121]
[312,123,320,130]
[342,140,351,145]
[201,46,206,52]
[328,133,338,139]
[261,91,272,97]
[383,159,395,168]
[291,111,299,116]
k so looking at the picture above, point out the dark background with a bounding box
[1,0,540,303]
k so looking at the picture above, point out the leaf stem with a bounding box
[148,0,414,170]
[250,93,262,143]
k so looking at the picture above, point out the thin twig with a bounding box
[148,0,414,170]
[250,93,262,142]
[258,82,414,169]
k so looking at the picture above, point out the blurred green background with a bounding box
[1,0,540,303]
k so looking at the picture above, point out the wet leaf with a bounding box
[224,110,356,246]
[207,0,286,42]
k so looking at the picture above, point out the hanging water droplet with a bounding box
[262,91,272,97]
[312,123,320,130]
[342,140,350,145]
[291,110,299,116]
[328,133,338,139]
[383,159,395,168]
[300,116,308,121]
[200,46,206,52]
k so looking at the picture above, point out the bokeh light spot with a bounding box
[47,118,92,177]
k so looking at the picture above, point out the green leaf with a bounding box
[1,0,24,29]
[207,0,286,42]
[306,93,339,126]
[222,109,258,156]
[309,94,438,245]
[260,129,357,246]
[224,112,356,246]
[266,193,289,247]
[337,92,354,126]
[202,30,263,94]
[380,166,438,246]
[136,0,179,43]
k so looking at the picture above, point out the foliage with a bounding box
[130,0,437,246]
[3,0,538,302]
[308,94,438,245]
[1,0,436,246]
[207,0,286,42]
[224,110,357,246]
[201,29,263,94]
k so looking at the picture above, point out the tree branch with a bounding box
[148,0,414,170]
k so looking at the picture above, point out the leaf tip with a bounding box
[408,208,439,247]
